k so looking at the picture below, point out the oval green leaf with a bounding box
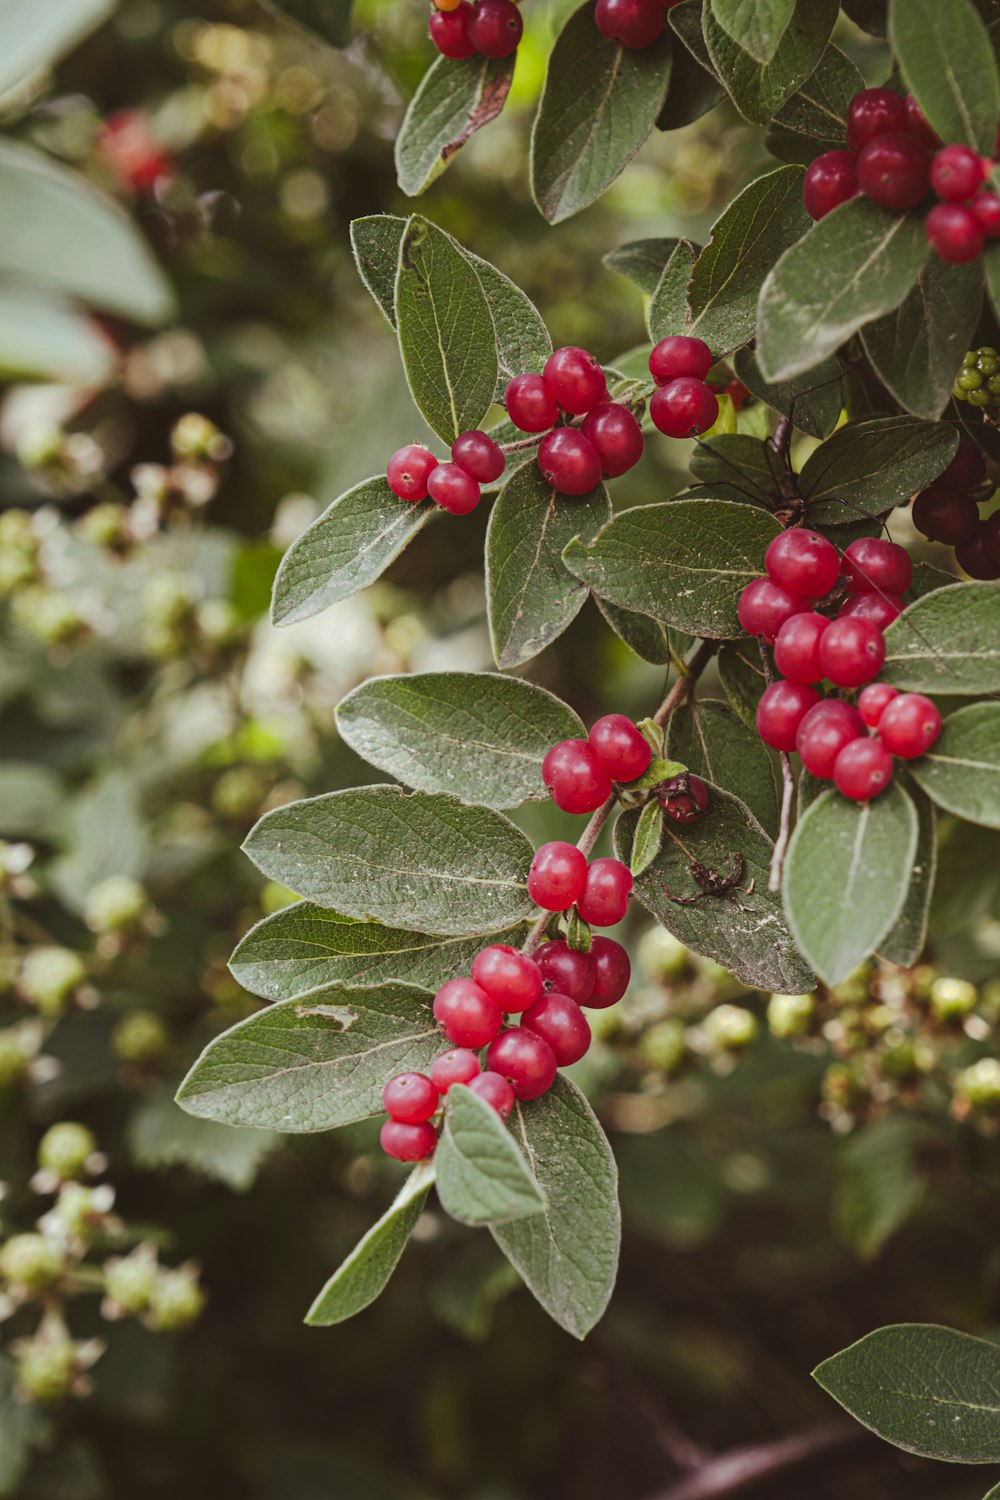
[882,584,1000,696]
[909,704,1000,831]
[396,52,515,198]
[436,1085,547,1227]
[889,0,1000,153]
[306,1163,433,1326]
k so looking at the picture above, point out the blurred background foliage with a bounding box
[2,3,1000,1497]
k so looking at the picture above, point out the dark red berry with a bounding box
[838,591,904,631]
[847,88,907,154]
[818,616,885,689]
[833,737,894,801]
[527,841,588,911]
[972,190,1000,237]
[841,537,913,596]
[648,335,712,385]
[542,739,613,814]
[773,611,829,685]
[383,1071,439,1123]
[803,150,858,221]
[737,576,810,643]
[587,714,651,782]
[856,131,930,210]
[904,94,941,149]
[471,944,543,1012]
[649,378,718,438]
[487,1028,558,1100]
[542,346,607,414]
[795,700,864,779]
[380,1118,436,1161]
[588,936,630,1007]
[429,1,476,58]
[659,771,710,825]
[594,0,665,47]
[940,441,987,492]
[429,1049,481,1093]
[766,528,840,599]
[912,485,980,544]
[387,444,436,502]
[468,0,523,57]
[451,429,505,483]
[756,681,821,752]
[537,429,603,496]
[576,858,633,927]
[467,1069,515,1119]
[877,693,941,758]
[427,462,481,515]
[505,372,559,433]
[522,991,591,1065]
[433,978,502,1048]
[930,144,985,201]
[580,403,644,477]
[955,529,1000,580]
[534,940,596,1005]
[926,202,984,264]
[857,682,899,728]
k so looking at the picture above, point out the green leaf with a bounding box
[175,982,441,1131]
[230,903,527,1002]
[666,699,779,833]
[814,1323,1000,1462]
[491,1076,620,1340]
[436,1085,546,1226]
[335,671,583,811]
[616,785,815,992]
[733,346,842,440]
[882,584,1000,695]
[0,284,116,386]
[0,762,62,837]
[771,44,865,148]
[833,1117,924,1260]
[630,800,665,877]
[909,704,1000,830]
[889,0,1000,153]
[986,242,1000,327]
[783,784,918,985]
[603,237,685,296]
[879,781,936,967]
[648,238,697,341]
[657,13,727,130]
[395,53,515,198]
[798,415,959,526]
[0,0,114,96]
[862,256,984,421]
[306,1164,433,1327]
[271,477,433,626]
[563,499,782,640]
[982,1485,1000,1499]
[127,1092,276,1192]
[395,215,498,445]
[718,639,768,731]
[243,787,535,937]
[703,0,839,125]
[688,434,782,505]
[686,165,809,356]
[595,598,671,663]
[842,0,886,33]
[530,1,672,224]
[259,0,353,47]
[350,215,402,327]
[0,142,174,325]
[757,198,930,383]
[486,463,611,669]
[710,0,795,63]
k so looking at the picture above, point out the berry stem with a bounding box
[769,415,792,461]
[758,641,795,894]
[499,433,546,455]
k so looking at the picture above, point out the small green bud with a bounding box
[211,766,268,821]
[112,1009,169,1066]
[84,875,148,936]
[958,369,984,390]
[880,1040,919,1081]
[15,1327,77,1403]
[52,1183,108,1243]
[638,1017,686,1073]
[171,413,230,464]
[956,1057,1000,1110]
[968,389,992,407]
[930,976,978,1021]
[147,1267,204,1331]
[637,927,688,980]
[104,1245,159,1316]
[38,1123,97,1182]
[0,1028,31,1088]
[144,574,196,633]
[16,422,64,471]
[703,1004,758,1050]
[77,502,130,550]
[10,589,86,648]
[0,1233,63,1293]
[19,948,86,1017]
[766,991,815,1039]
[821,1061,866,1110]
[196,599,242,648]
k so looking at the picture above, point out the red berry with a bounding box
[926,202,984,264]
[99,110,174,194]
[588,936,630,1007]
[659,771,710,824]
[803,150,858,221]
[471,944,543,1012]
[429,1049,481,1093]
[856,131,930,210]
[972,190,1000,237]
[527,841,588,911]
[433,978,502,1048]
[930,144,985,201]
[649,378,718,438]
[773,611,829,684]
[505,372,559,433]
[534,940,596,1005]
[467,1069,515,1120]
[795,700,864,779]
[833,737,895,801]
[576,858,633,927]
[594,0,665,47]
[451,429,505,483]
[940,441,987,492]
[588,714,651,782]
[387,444,436,502]
[487,1028,558,1100]
[904,94,941,149]
[818,616,885,689]
[542,739,613,814]
[857,682,899,728]
[429,1,476,57]
[542,346,607,415]
[756,681,821,752]
[467,0,523,57]
[522,991,591,1065]
[737,576,810,643]
[765,528,840,599]
[382,1071,439,1123]
[427,462,481,515]
[841,537,913,596]
[847,88,907,153]
[955,529,1000,580]
[537,429,603,496]
[380,1118,437,1161]
[648,335,712,385]
[580,403,644,476]
[912,485,980,544]
[838,591,905,631]
[877,692,941,758]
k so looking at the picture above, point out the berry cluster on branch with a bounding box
[911,437,1000,579]
[428,0,523,59]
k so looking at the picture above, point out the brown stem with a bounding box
[500,433,545,455]
[641,1420,861,1500]
[757,641,794,893]
[769,415,792,460]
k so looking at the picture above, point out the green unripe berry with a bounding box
[767,991,815,1039]
[211,766,268,821]
[637,927,688,980]
[880,1040,919,1081]
[16,1330,77,1403]
[0,1233,63,1293]
[638,1017,686,1073]
[703,1004,758,1050]
[104,1246,159,1316]
[16,422,64,471]
[958,370,983,390]
[0,1029,30,1088]
[10,589,85,648]
[19,948,86,1017]
[822,1061,866,1110]
[196,599,242,648]
[78,502,130,550]
[84,875,147,936]
[979,356,999,376]
[52,1183,105,1243]
[38,1122,97,1182]
[148,1268,205,1330]
[171,413,230,464]
[956,1057,1000,1110]
[112,1009,169,1066]
[930,976,978,1022]
[969,389,992,407]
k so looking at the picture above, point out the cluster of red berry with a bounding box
[428,0,522,59]
[803,88,1000,265]
[542,713,650,811]
[504,347,644,495]
[647,335,720,439]
[593,0,680,49]
[743,529,940,801]
[379,933,630,1161]
[386,429,505,514]
[911,439,1000,580]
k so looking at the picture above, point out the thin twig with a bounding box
[757,640,794,893]
[500,433,545,455]
[642,1420,861,1500]
[769,414,792,460]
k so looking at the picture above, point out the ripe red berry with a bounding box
[660,771,710,824]
[588,936,630,1007]
[433,978,502,1048]
[387,444,436,502]
[382,1071,439,1123]
[99,110,174,194]
[451,429,505,483]
[857,682,899,728]
[818,616,886,689]
[471,944,543,1012]
[926,202,984,264]
[841,536,912,596]
[576,859,633,927]
[773,611,829,684]
[467,1069,515,1120]
[588,714,651,782]
[972,190,1000,237]
[429,1,476,57]
[940,441,987,492]
[756,681,821,752]
[468,0,523,56]
[429,1049,481,1093]
[803,150,858,220]
[580,403,644,476]
[522,991,591,1065]
[847,88,907,153]
[833,737,895,801]
[649,377,718,438]
[380,1118,437,1162]
[765,528,840,599]
[912,486,980,544]
[737,576,810,643]
[930,144,985,201]
[856,131,930,210]
[904,94,941,149]
[505,372,559,433]
[795,700,864,779]
[534,940,596,1005]
[594,0,665,47]
[877,692,941,758]
[542,739,613,814]
[527,841,588,911]
[537,429,603,496]
[487,1028,558,1099]
[838,591,905,631]
[542,346,607,414]
[955,529,1000,580]
[648,335,712,385]
[427,462,481,515]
